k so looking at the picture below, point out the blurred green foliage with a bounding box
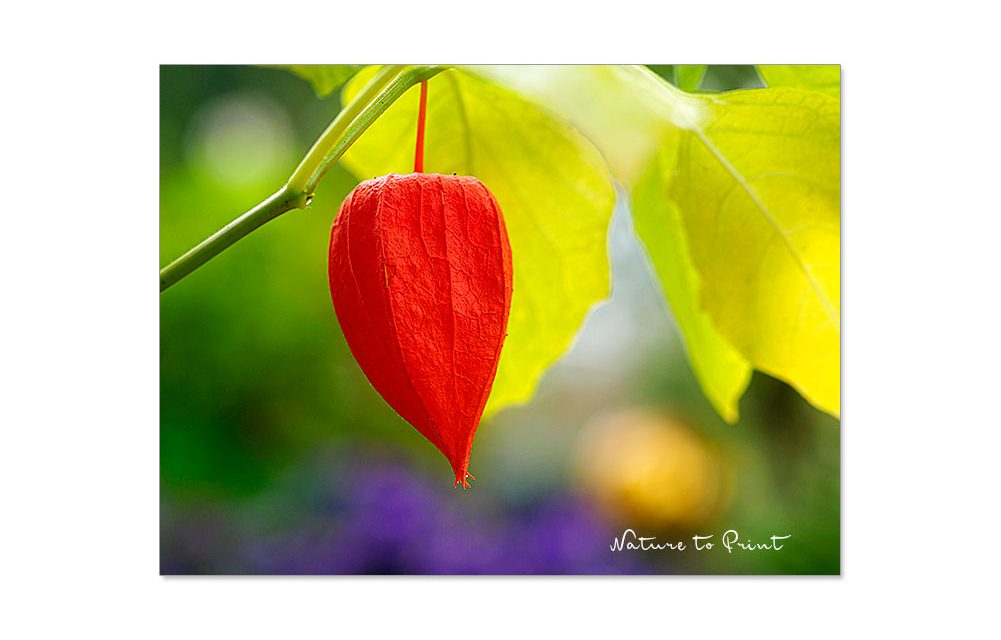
[161,66,426,497]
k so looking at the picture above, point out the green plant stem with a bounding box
[293,65,445,193]
[160,64,447,293]
[286,65,406,193]
[159,187,306,291]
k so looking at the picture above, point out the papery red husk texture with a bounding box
[328,173,513,487]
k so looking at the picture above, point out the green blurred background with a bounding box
[160,65,838,575]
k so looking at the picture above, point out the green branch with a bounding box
[160,64,447,292]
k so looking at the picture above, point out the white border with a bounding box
[3,0,998,637]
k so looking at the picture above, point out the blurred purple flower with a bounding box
[170,454,654,575]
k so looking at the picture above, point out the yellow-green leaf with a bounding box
[278,65,364,97]
[669,86,841,416]
[634,146,752,421]
[339,67,615,419]
[674,65,707,92]
[757,65,840,98]
[468,65,696,184]
[475,65,840,418]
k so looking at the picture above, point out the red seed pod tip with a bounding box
[454,469,476,489]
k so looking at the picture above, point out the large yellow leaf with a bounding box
[757,65,841,98]
[339,68,615,419]
[670,87,841,416]
[469,65,688,184]
[473,66,840,418]
[633,146,752,422]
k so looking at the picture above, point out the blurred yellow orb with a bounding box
[574,408,729,530]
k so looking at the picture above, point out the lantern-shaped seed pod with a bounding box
[328,172,513,487]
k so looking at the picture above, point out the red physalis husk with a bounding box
[328,173,513,488]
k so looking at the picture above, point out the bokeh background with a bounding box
[160,65,840,575]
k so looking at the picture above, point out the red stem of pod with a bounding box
[414,80,428,173]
